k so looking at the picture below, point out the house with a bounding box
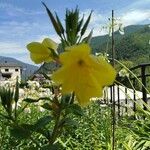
[0,61,22,81]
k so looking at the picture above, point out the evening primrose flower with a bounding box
[27,38,58,64]
[52,44,116,106]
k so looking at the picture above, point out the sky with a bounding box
[0,0,150,65]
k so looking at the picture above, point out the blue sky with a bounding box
[0,0,150,65]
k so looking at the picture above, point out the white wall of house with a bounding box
[0,66,21,81]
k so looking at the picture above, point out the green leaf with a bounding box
[24,147,38,150]
[21,123,35,131]
[34,116,52,130]
[66,104,83,116]
[14,77,19,103]
[59,118,78,128]
[41,103,52,111]
[41,143,61,150]
[0,113,11,120]
[21,123,50,139]
[10,126,31,139]
[0,87,14,115]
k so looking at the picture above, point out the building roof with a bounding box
[0,62,21,67]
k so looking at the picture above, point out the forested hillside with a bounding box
[91,24,150,65]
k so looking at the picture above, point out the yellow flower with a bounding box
[52,44,116,106]
[27,38,58,64]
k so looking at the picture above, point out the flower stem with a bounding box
[49,110,61,145]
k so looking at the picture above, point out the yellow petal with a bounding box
[27,42,49,54]
[65,44,91,54]
[42,38,58,50]
[60,44,91,65]
[88,56,116,86]
[74,68,103,106]
[52,66,77,93]
[76,85,103,106]
[51,43,116,106]
[30,53,51,64]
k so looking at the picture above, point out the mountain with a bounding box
[91,24,150,65]
[0,56,39,81]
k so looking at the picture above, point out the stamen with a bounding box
[78,59,84,66]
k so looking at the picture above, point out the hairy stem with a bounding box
[49,110,61,145]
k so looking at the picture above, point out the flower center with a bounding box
[78,59,84,66]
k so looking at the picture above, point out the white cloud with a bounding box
[0,20,53,45]
[0,41,36,65]
[126,0,150,10]
[81,8,150,37]
[0,42,25,54]
[0,21,31,36]
[120,9,150,26]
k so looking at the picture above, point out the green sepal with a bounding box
[81,10,93,36]
[77,14,84,33]
[55,12,65,34]
[82,29,93,44]
[49,48,59,60]
[42,2,62,36]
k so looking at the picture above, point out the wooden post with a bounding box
[111,10,116,150]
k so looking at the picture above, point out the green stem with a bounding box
[14,102,17,121]
[49,110,61,144]
[0,124,7,147]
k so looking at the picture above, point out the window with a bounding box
[5,69,9,72]
[15,68,19,72]
[2,73,11,79]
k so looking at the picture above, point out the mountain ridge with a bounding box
[0,56,39,80]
